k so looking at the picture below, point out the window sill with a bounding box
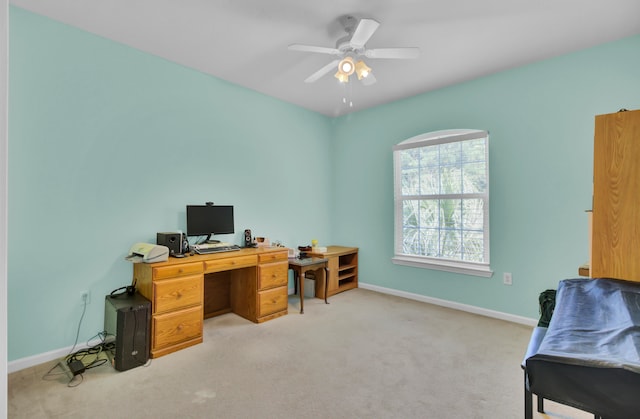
[392,255,494,278]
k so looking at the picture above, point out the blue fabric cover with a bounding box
[522,326,547,368]
[537,278,640,372]
[526,278,640,418]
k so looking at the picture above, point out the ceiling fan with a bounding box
[288,16,420,85]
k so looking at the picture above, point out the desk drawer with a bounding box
[258,286,288,317]
[153,262,203,280]
[258,261,288,290]
[153,274,203,314]
[258,251,288,264]
[153,305,203,350]
[205,255,257,273]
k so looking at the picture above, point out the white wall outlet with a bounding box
[80,290,91,305]
[503,272,513,286]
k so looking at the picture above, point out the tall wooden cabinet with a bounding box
[591,109,640,281]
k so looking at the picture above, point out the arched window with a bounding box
[392,129,492,277]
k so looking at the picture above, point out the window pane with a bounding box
[440,165,462,194]
[439,199,461,230]
[421,228,439,256]
[401,148,420,169]
[440,142,461,165]
[402,168,420,195]
[420,146,439,168]
[403,227,420,254]
[440,228,461,259]
[419,199,439,228]
[462,138,485,163]
[462,162,486,193]
[462,231,484,262]
[402,200,420,227]
[419,165,439,195]
[462,199,484,230]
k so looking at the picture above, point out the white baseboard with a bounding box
[358,282,538,327]
[8,338,103,374]
[9,283,537,374]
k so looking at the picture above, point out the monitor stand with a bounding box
[205,234,220,244]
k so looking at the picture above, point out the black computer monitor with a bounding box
[186,205,234,242]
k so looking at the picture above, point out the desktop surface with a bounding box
[151,245,285,265]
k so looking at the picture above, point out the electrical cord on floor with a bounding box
[42,327,117,387]
[65,331,117,387]
[67,372,83,388]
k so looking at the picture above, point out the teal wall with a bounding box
[331,35,640,317]
[8,5,640,362]
[8,7,332,361]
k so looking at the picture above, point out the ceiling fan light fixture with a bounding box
[355,60,371,80]
[291,17,419,86]
[338,57,355,75]
[334,71,349,83]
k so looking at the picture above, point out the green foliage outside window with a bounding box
[397,136,488,263]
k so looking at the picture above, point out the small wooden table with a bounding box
[288,257,329,314]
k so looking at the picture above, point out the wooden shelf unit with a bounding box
[307,246,358,297]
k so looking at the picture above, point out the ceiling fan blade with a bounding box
[304,59,340,83]
[350,18,380,49]
[361,73,377,86]
[288,44,340,55]
[365,47,420,59]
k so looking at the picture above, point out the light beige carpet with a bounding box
[9,288,594,418]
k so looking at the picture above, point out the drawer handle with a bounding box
[176,292,182,299]
[272,274,277,278]
[177,323,183,331]
[178,268,184,274]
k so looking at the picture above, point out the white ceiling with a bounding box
[10,0,640,117]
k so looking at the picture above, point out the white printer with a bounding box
[125,243,169,263]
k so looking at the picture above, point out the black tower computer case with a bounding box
[104,292,151,371]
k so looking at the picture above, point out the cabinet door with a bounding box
[592,110,640,281]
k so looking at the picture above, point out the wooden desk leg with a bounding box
[323,266,329,304]
[298,269,304,314]
[293,269,298,295]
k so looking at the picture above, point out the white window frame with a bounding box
[392,129,493,277]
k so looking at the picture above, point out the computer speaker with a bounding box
[244,229,252,247]
[157,232,182,255]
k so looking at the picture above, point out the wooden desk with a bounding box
[133,247,289,358]
[288,257,329,314]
